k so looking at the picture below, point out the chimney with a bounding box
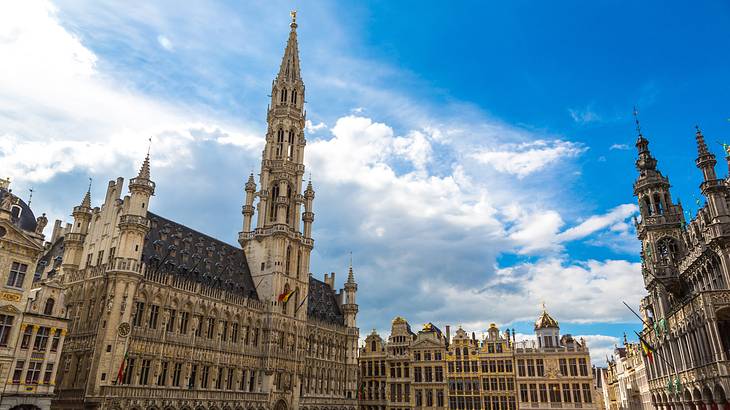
[51,220,62,243]
[445,325,451,345]
[325,272,336,289]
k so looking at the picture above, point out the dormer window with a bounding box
[10,205,21,220]
[44,298,55,315]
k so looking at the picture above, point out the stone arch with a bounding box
[273,400,287,410]
[714,383,727,405]
[703,385,714,403]
[692,387,703,403]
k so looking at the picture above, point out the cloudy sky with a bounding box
[2,1,729,365]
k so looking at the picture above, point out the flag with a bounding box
[277,289,296,303]
[294,293,309,315]
[635,331,654,363]
[116,349,129,384]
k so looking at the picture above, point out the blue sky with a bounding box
[1,0,729,364]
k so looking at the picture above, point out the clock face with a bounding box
[118,322,131,337]
[0,226,6,238]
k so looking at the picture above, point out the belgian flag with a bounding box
[278,289,296,303]
[635,331,655,363]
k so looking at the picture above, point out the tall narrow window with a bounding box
[172,363,182,387]
[44,298,55,315]
[26,362,42,384]
[148,305,159,329]
[285,246,292,274]
[179,311,189,334]
[139,359,151,385]
[287,130,295,160]
[50,329,62,352]
[132,302,145,327]
[0,315,14,347]
[43,363,54,384]
[33,327,49,351]
[21,326,33,349]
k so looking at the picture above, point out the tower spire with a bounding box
[277,11,301,83]
[633,107,657,173]
[695,125,717,182]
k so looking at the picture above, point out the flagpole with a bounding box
[622,302,679,374]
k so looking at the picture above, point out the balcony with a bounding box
[119,214,150,231]
[98,385,267,403]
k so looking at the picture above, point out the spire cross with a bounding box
[633,106,642,135]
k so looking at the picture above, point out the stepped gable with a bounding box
[143,211,258,299]
[307,277,344,325]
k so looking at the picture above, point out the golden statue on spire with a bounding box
[291,10,297,23]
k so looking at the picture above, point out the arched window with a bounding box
[276,129,285,158]
[653,193,663,214]
[371,340,376,351]
[280,88,287,103]
[10,205,21,220]
[269,185,280,222]
[292,90,298,105]
[657,237,678,264]
[285,246,291,275]
[296,249,301,277]
[44,298,55,315]
[287,130,295,161]
[643,197,653,216]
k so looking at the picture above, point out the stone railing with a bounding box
[98,385,267,403]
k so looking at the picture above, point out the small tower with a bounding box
[242,173,256,233]
[116,153,155,261]
[695,126,730,225]
[343,262,358,328]
[60,187,93,274]
[534,304,560,348]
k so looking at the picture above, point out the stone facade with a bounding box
[631,122,730,408]
[358,309,597,410]
[47,14,359,410]
[601,341,651,410]
[0,178,69,410]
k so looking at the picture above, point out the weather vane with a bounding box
[633,106,642,135]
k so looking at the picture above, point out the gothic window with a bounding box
[44,298,55,315]
[287,130,295,160]
[296,249,301,277]
[276,129,284,158]
[657,237,678,264]
[286,245,292,275]
[292,90,297,105]
[653,193,663,214]
[270,185,280,222]
[643,197,653,216]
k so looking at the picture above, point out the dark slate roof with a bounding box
[36,236,64,280]
[143,212,258,299]
[307,277,344,325]
[0,188,37,232]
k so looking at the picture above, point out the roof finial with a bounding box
[290,10,297,29]
[27,187,33,207]
[88,177,92,193]
[633,106,642,136]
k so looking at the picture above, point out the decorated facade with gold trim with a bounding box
[358,309,597,410]
[0,178,69,410]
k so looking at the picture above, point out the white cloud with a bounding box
[610,144,630,150]
[157,34,173,51]
[0,1,257,183]
[472,140,586,178]
[421,258,644,326]
[569,107,601,124]
[305,120,327,133]
[559,204,638,242]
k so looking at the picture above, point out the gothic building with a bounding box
[47,14,359,410]
[358,308,597,410]
[633,123,730,408]
[0,178,69,410]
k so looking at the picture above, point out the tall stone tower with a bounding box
[239,10,312,321]
[632,116,685,320]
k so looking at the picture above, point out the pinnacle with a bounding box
[137,154,151,180]
[695,126,710,157]
[80,189,91,209]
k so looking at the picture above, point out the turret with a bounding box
[343,263,358,328]
[61,187,93,273]
[534,304,560,348]
[242,173,256,232]
[303,179,315,238]
[117,153,155,261]
[695,126,730,223]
